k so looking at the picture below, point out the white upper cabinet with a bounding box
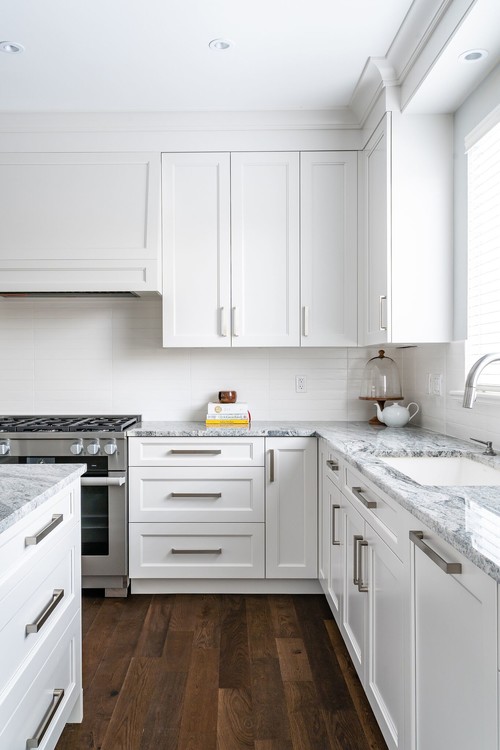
[231,152,300,347]
[0,152,161,294]
[162,153,231,347]
[300,152,358,347]
[359,112,453,345]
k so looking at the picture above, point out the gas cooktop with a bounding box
[0,415,141,433]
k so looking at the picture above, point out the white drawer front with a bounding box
[0,611,81,750]
[129,467,265,522]
[0,485,78,593]
[0,524,79,695]
[130,522,265,578]
[128,437,265,467]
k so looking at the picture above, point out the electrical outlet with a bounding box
[431,373,443,396]
[295,375,307,393]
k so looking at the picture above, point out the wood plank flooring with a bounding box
[56,593,388,750]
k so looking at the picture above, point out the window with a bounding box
[466,116,500,389]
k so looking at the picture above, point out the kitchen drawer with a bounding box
[129,522,265,578]
[0,484,78,592]
[344,466,408,560]
[129,466,265,522]
[0,524,79,695]
[0,611,81,750]
[128,437,265,467]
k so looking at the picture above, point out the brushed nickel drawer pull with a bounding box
[351,486,377,509]
[353,535,363,585]
[25,514,63,546]
[169,450,222,456]
[409,530,462,575]
[331,504,341,546]
[357,540,369,593]
[326,459,339,471]
[26,688,65,748]
[26,589,64,635]
[170,492,222,499]
[81,476,125,487]
[171,548,222,555]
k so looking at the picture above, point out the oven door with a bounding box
[80,471,127,577]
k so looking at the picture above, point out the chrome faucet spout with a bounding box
[463,353,500,408]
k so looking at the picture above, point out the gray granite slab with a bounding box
[127,420,500,582]
[0,464,86,536]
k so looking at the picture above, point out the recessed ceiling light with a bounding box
[209,39,234,51]
[0,41,25,54]
[458,49,488,63]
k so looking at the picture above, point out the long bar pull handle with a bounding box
[171,548,222,555]
[170,493,222,499]
[331,504,341,546]
[357,541,369,592]
[269,449,275,483]
[220,306,228,337]
[379,295,387,331]
[351,486,377,509]
[81,476,126,487]
[353,535,363,585]
[169,450,222,456]
[232,307,240,337]
[409,530,462,575]
[326,459,339,472]
[303,306,309,337]
[26,688,65,748]
[25,514,63,546]
[26,589,64,635]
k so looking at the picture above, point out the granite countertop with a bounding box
[0,464,86,536]
[128,420,500,583]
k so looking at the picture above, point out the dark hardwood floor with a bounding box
[56,593,388,750]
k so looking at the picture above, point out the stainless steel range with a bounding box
[0,415,141,596]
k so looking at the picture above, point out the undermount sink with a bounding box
[379,455,500,486]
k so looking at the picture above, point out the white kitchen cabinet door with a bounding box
[265,437,317,578]
[341,496,367,678]
[410,526,497,750]
[0,152,161,294]
[327,473,343,624]
[300,152,358,346]
[231,152,300,347]
[162,153,231,346]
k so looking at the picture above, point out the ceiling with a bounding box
[0,0,418,112]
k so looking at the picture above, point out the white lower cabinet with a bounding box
[410,524,497,750]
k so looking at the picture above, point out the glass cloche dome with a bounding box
[359,350,403,424]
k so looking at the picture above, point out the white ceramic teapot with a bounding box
[374,401,419,427]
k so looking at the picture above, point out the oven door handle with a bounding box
[81,476,126,487]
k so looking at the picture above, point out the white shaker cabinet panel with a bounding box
[0,152,161,294]
[300,152,358,346]
[231,152,300,347]
[162,153,231,347]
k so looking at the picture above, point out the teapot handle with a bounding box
[407,402,419,422]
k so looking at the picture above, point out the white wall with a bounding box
[0,297,388,422]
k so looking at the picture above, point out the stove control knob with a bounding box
[70,439,84,456]
[0,439,11,456]
[103,439,117,456]
[87,439,101,456]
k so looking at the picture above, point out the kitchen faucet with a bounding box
[463,353,500,407]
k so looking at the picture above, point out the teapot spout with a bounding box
[374,402,385,423]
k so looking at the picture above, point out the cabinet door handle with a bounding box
[326,459,339,472]
[351,486,377,509]
[409,530,462,575]
[26,589,65,635]
[220,306,228,337]
[81,476,125,487]
[25,514,63,546]
[303,306,309,337]
[269,449,275,482]
[169,450,222,456]
[357,540,369,592]
[331,504,341,546]
[353,534,363,585]
[170,492,222,499]
[379,295,387,331]
[26,688,65,748]
[171,548,222,555]
[232,306,240,337]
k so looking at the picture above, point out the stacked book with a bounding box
[205,402,250,426]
